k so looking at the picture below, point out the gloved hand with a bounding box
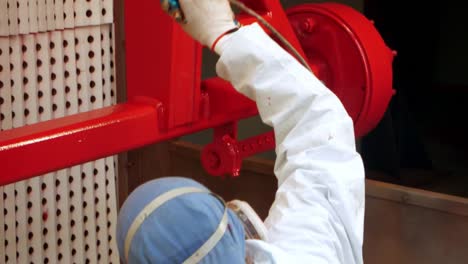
[177,0,239,51]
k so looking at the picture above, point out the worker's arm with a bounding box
[216,23,365,264]
[172,0,364,262]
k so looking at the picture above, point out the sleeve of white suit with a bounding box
[215,23,365,264]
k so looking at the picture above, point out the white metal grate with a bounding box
[0,23,119,264]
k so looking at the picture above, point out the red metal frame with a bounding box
[0,0,394,185]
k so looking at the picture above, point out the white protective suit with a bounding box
[216,23,365,264]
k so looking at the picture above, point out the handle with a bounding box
[160,0,185,22]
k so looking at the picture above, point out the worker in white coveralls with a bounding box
[116,0,365,263]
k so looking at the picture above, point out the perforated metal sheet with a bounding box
[0,0,113,36]
[0,23,119,263]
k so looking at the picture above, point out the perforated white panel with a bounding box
[6,0,19,35]
[0,0,113,36]
[10,35,25,264]
[17,0,29,34]
[0,23,119,263]
[0,34,14,264]
[0,0,8,36]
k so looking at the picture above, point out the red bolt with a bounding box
[232,169,240,177]
[302,18,316,33]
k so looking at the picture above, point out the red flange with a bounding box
[201,135,241,177]
[287,3,395,137]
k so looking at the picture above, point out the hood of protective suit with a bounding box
[116,177,246,263]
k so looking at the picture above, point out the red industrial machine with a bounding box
[0,0,394,185]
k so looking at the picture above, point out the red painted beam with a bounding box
[0,79,258,186]
[0,102,159,186]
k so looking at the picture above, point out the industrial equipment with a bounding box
[0,0,394,185]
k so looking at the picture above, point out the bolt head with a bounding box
[302,18,316,33]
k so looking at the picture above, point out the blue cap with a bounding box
[116,177,245,263]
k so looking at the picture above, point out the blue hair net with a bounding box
[117,177,246,263]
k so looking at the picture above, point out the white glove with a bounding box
[178,0,239,51]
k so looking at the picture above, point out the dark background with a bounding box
[361,0,468,196]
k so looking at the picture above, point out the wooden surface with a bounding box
[364,194,468,263]
[366,178,468,217]
[164,141,468,264]
[126,142,173,194]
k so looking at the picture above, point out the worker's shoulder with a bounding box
[246,239,346,264]
[245,239,286,264]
